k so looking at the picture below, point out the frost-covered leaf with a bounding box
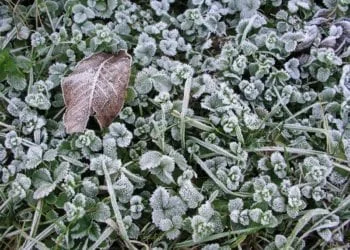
[54,162,70,182]
[139,151,162,170]
[339,65,350,98]
[92,202,111,222]
[33,183,56,199]
[7,74,27,91]
[88,221,101,241]
[26,146,43,169]
[62,51,132,133]
[43,149,57,162]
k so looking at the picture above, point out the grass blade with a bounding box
[285,209,329,249]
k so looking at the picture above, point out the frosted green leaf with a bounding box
[150,187,187,227]
[15,173,31,190]
[25,93,51,110]
[26,146,43,169]
[179,180,204,208]
[153,74,172,92]
[81,178,99,197]
[72,4,95,23]
[146,154,175,184]
[0,17,12,32]
[43,149,57,162]
[54,162,70,182]
[108,122,133,148]
[169,150,189,170]
[241,40,258,56]
[316,67,330,82]
[317,228,332,242]
[7,74,27,91]
[139,151,162,170]
[113,174,134,203]
[159,218,173,231]
[32,168,53,188]
[92,202,111,222]
[119,107,136,124]
[272,197,286,213]
[33,183,56,199]
[0,144,7,162]
[198,202,215,220]
[159,39,178,56]
[102,137,118,159]
[275,234,287,249]
[90,155,121,175]
[7,98,27,117]
[249,208,263,223]
[15,56,31,72]
[228,198,244,211]
[339,65,350,98]
[284,58,300,80]
[88,222,101,241]
[135,67,172,94]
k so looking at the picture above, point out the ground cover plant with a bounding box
[0,0,350,249]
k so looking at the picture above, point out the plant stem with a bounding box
[246,146,349,167]
[23,215,66,250]
[240,15,257,45]
[160,104,166,152]
[102,161,135,250]
[193,154,251,198]
[23,199,43,249]
[29,200,42,238]
[171,110,213,132]
[88,226,114,250]
[0,122,14,130]
[189,136,242,161]
[180,76,192,151]
[0,197,11,212]
[175,226,264,248]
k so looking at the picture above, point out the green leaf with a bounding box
[88,222,101,241]
[26,146,43,169]
[32,168,53,188]
[56,192,70,208]
[15,55,32,71]
[125,87,137,103]
[33,183,56,200]
[6,74,27,91]
[0,49,19,81]
[43,149,58,162]
[54,162,70,182]
[92,202,111,222]
[139,151,162,170]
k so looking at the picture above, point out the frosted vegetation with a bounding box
[0,0,350,249]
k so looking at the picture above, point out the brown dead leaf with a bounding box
[62,50,132,134]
